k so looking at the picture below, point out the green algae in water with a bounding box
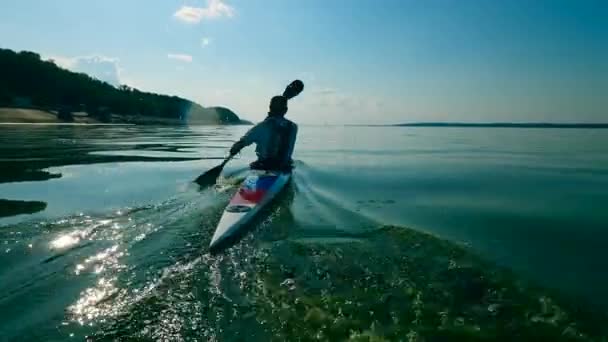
[247,226,608,341]
[90,225,608,341]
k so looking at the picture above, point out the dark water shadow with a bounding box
[0,155,204,185]
[0,199,47,218]
[0,125,222,185]
[0,169,62,184]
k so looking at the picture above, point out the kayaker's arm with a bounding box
[229,140,247,156]
[230,125,260,155]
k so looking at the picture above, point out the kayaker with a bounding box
[228,95,298,172]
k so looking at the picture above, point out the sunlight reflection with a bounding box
[73,245,123,275]
[69,244,127,324]
[49,217,114,250]
[69,276,121,325]
[75,264,85,275]
[50,232,81,249]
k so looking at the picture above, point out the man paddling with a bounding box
[194,80,303,186]
[228,81,303,172]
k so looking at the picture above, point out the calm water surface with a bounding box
[1,125,607,340]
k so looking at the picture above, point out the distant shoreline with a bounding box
[0,107,252,126]
[0,107,102,124]
[349,123,608,129]
[0,122,133,126]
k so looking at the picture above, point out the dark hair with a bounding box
[269,95,288,116]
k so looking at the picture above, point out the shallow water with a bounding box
[1,125,607,340]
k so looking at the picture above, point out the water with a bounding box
[1,124,607,340]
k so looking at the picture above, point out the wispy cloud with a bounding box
[168,53,193,63]
[201,37,211,47]
[313,88,337,96]
[309,87,383,113]
[174,0,235,24]
[47,55,122,86]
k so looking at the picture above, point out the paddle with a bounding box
[283,79,304,100]
[194,80,304,187]
[194,155,234,186]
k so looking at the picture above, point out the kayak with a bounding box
[209,170,291,250]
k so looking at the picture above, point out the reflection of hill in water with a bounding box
[0,199,47,217]
[0,125,211,218]
[0,125,206,184]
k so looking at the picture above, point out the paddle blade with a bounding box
[283,80,304,100]
[194,164,224,187]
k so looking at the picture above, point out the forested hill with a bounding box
[0,48,247,124]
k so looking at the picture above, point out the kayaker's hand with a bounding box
[229,144,240,156]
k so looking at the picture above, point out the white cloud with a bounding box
[47,55,122,86]
[168,53,193,63]
[174,0,235,23]
[201,37,211,47]
[48,55,76,69]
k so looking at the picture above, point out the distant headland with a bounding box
[0,48,251,125]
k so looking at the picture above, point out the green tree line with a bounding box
[0,48,243,124]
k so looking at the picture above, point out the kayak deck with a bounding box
[209,170,291,250]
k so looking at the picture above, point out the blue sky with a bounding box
[0,0,606,124]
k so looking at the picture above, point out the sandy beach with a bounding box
[0,108,101,124]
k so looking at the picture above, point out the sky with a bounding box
[0,0,606,124]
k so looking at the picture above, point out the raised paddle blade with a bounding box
[283,80,304,100]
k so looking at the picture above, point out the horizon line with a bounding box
[345,122,608,128]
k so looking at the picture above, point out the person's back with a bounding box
[230,95,298,171]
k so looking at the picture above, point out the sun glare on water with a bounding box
[50,233,81,249]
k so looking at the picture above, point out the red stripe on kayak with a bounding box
[229,175,277,205]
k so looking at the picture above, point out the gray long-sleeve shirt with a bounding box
[234,116,298,166]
